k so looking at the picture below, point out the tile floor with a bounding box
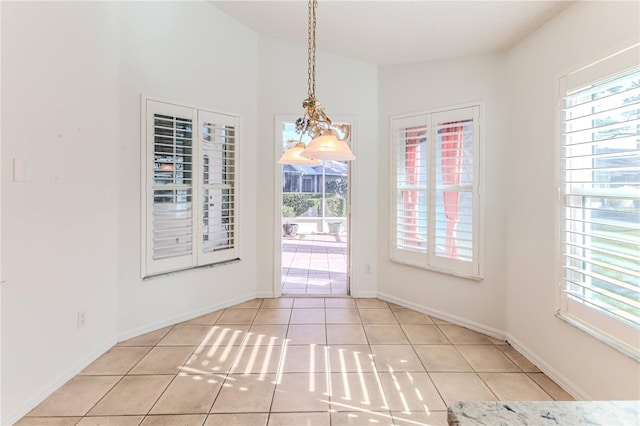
[281,234,348,295]
[17,298,573,426]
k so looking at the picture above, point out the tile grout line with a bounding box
[21,298,572,425]
[201,303,243,420]
[138,320,213,423]
[140,330,203,420]
[75,323,179,421]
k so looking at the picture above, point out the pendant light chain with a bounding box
[307,0,317,100]
[282,0,355,162]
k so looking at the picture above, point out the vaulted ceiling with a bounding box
[211,0,573,65]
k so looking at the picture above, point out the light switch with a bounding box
[13,159,28,182]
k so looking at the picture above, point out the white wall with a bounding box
[1,4,4,422]
[506,0,640,400]
[115,1,259,338]
[377,0,640,400]
[1,1,260,423]
[2,2,638,422]
[1,2,119,423]
[377,54,510,334]
[255,36,379,298]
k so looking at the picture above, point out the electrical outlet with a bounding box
[364,263,372,274]
[77,310,86,329]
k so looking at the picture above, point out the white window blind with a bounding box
[199,110,238,264]
[391,104,482,278]
[143,99,239,276]
[559,45,640,358]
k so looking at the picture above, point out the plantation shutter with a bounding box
[145,101,196,275]
[559,45,640,357]
[143,99,240,277]
[391,105,482,278]
[391,114,429,266]
[198,110,239,264]
[431,106,480,275]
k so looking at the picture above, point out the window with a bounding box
[558,45,639,358]
[142,99,239,276]
[391,104,482,278]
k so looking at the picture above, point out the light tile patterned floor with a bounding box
[282,234,348,295]
[17,298,573,426]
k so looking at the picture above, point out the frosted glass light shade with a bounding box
[278,142,321,165]
[300,133,356,161]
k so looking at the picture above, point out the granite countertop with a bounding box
[447,400,640,425]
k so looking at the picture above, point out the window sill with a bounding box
[390,257,483,281]
[143,258,241,280]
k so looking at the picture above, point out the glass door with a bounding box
[279,121,351,295]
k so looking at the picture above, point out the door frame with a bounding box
[273,115,356,297]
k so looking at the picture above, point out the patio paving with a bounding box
[281,233,348,295]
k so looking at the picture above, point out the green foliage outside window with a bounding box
[325,197,346,217]
[283,193,347,217]
[282,205,296,217]
[282,193,315,216]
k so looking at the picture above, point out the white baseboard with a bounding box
[378,292,587,400]
[117,293,257,342]
[377,292,507,341]
[4,338,117,426]
[256,291,275,298]
[6,293,259,425]
[505,333,586,400]
[352,290,379,299]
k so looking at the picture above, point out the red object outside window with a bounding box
[440,124,464,257]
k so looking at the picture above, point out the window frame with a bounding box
[556,44,640,360]
[390,102,484,280]
[141,97,240,277]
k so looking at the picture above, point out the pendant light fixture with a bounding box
[278,0,355,164]
[278,141,320,165]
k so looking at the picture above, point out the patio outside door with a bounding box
[278,120,351,296]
